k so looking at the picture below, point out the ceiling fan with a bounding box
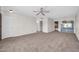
[33,7,49,16]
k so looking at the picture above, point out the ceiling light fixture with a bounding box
[33,7,49,16]
[8,10,13,13]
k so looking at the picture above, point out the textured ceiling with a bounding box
[1,6,79,18]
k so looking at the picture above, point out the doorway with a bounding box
[0,13,2,40]
[40,21,43,32]
[54,21,58,31]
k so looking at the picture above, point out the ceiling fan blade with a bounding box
[33,11,37,12]
[36,12,40,15]
[33,10,40,12]
[34,7,49,16]
[44,11,50,13]
[41,12,45,15]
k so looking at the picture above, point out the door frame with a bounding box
[0,13,2,40]
[54,21,58,31]
[40,21,43,32]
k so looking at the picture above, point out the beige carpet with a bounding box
[0,31,79,52]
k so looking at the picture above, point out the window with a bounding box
[63,23,72,28]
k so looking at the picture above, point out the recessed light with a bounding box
[8,10,13,13]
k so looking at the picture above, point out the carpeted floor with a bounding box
[0,31,79,52]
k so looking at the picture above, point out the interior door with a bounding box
[0,13,2,40]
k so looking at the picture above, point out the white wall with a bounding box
[2,12,37,39]
[0,7,1,13]
[42,18,48,33]
[48,18,55,32]
[75,12,79,40]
